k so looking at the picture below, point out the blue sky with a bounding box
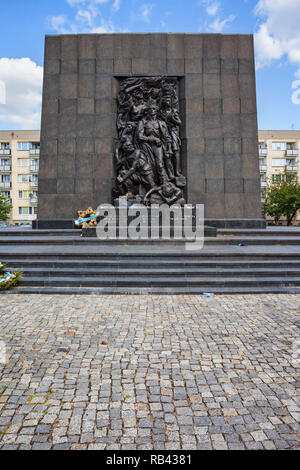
[0,0,299,130]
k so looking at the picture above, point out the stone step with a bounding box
[9,266,300,278]
[17,275,300,288]
[0,230,81,237]
[218,229,300,237]
[1,236,300,245]
[5,259,300,269]
[6,286,300,295]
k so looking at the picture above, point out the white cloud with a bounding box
[209,14,235,33]
[50,0,114,34]
[206,1,220,16]
[141,3,154,22]
[0,58,43,129]
[254,0,300,77]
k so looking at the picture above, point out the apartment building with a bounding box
[0,130,40,225]
[258,130,300,225]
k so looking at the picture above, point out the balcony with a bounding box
[259,149,268,156]
[30,181,38,188]
[0,165,11,172]
[286,165,299,172]
[260,181,267,188]
[30,165,39,173]
[286,149,298,157]
[29,149,40,156]
[0,182,11,189]
[0,149,11,155]
[259,165,267,172]
[30,196,38,205]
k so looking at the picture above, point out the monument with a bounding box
[35,33,265,229]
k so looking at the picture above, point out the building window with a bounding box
[272,142,287,151]
[287,142,297,150]
[0,143,10,149]
[272,158,286,167]
[18,191,36,199]
[19,207,33,215]
[259,142,267,149]
[272,174,282,183]
[17,142,40,151]
[0,191,10,198]
[0,159,10,166]
[1,175,10,182]
[18,174,32,183]
[18,158,30,167]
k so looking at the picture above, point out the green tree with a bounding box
[264,171,300,226]
[0,193,12,222]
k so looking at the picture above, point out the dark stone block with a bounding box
[58,153,76,178]
[206,178,225,193]
[96,35,114,58]
[43,74,60,98]
[61,60,78,74]
[76,115,94,137]
[114,58,132,74]
[225,178,243,193]
[96,59,114,74]
[241,114,258,137]
[239,74,256,98]
[95,98,112,114]
[57,178,75,194]
[41,139,58,156]
[78,98,95,114]
[60,74,78,99]
[58,113,77,138]
[221,59,239,74]
[35,218,75,229]
[55,195,76,218]
[203,58,220,74]
[203,74,221,99]
[204,114,223,139]
[244,178,261,193]
[224,194,244,218]
[95,75,112,98]
[149,34,167,58]
[186,98,204,114]
[242,154,260,178]
[222,98,241,114]
[187,138,205,154]
[95,137,112,154]
[185,58,202,74]
[184,35,203,58]
[76,154,94,178]
[221,74,239,98]
[132,59,149,75]
[244,194,262,218]
[222,115,241,138]
[42,98,59,115]
[45,36,61,62]
[167,35,184,58]
[241,98,257,114]
[61,35,78,60]
[239,59,253,74]
[205,155,224,178]
[205,138,223,154]
[203,35,221,58]
[185,75,203,99]
[37,196,57,218]
[131,35,150,58]
[39,154,58,179]
[224,138,241,154]
[58,138,76,155]
[149,58,167,74]
[60,98,77,115]
[94,154,113,179]
[186,114,204,138]
[238,35,254,59]
[39,178,57,194]
[79,59,96,74]
[75,178,94,194]
[167,59,185,75]
[45,59,60,75]
[204,194,225,218]
[78,75,95,98]
[221,35,238,59]
[114,35,132,58]
[95,114,112,138]
[78,35,96,59]
[76,137,94,154]
[204,99,221,114]
[41,114,58,139]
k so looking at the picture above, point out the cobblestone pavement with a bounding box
[0,294,299,451]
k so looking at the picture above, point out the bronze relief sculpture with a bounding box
[113,77,186,206]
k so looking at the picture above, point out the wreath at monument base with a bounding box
[75,207,98,228]
[0,263,22,291]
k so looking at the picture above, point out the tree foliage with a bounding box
[263,171,300,226]
[0,193,12,222]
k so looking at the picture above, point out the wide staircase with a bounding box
[1,227,300,294]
